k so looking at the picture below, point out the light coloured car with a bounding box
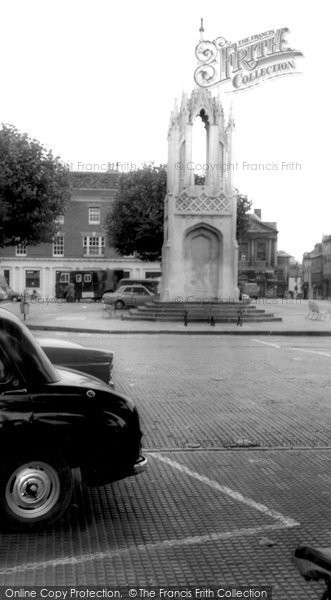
[103,284,156,309]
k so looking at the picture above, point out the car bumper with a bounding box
[132,455,148,475]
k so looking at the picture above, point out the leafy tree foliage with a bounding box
[105,165,167,261]
[0,124,70,247]
[236,190,252,241]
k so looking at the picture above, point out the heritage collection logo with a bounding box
[194,24,303,92]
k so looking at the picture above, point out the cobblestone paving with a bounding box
[106,335,331,450]
[1,334,331,598]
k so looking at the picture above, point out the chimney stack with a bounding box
[254,209,261,219]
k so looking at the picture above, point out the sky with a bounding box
[0,0,329,261]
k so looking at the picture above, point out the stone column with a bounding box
[268,239,272,266]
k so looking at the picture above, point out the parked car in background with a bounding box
[0,308,147,531]
[103,284,157,309]
[36,337,115,387]
[103,278,160,296]
[0,286,21,302]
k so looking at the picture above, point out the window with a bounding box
[59,272,70,283]
[145,272,161,279]
[83,236,105,256]
[256,242,267,261]
[84,274,92,283]
[16,242,27,256]
[239,244,248,261]
[0,357,6,381]
[25,270,40,288]
[53,236,64,256]
[3,270,10,286]
[132,287,150,295]
[89,208,100,224]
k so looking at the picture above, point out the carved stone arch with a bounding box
[183,223,222,297]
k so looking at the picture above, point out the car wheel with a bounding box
[0,454,73,531]
[114,300,125,309]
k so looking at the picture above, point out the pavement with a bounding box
[2,297,331,334]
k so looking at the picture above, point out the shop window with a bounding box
[3,270,10,285]
[25,270,40,288]
[59,273,70,283]
[145,272,161,279]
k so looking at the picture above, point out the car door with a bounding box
[29,378,94,464]
[132,286,153,305]
[0,347,34,448]
[120,286,135,306]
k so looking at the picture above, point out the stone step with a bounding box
[129,309,268,316]
[144,301,252,308]
[132,306,266,316]
[118,300,282,323]
[123,311,280,322]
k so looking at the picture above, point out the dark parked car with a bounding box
[0,308,147,531]
[37,337,114,387]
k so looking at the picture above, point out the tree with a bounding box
[236,190,252,241]
[105,165,167,261]
[0,124,70,247]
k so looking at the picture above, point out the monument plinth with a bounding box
[160,88,239,302]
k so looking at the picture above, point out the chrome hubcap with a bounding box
[6,462,60,519]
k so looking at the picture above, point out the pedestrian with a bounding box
[184,310,189,327]
[66,282,75,302]
[237,308,243,327]
[210,315,215,327]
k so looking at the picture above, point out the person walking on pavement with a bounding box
[184,310,189,327]
[66,282,75,302]
[237,308,243,327]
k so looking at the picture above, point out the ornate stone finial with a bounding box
[199,18,204,41]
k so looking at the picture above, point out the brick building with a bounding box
[238,209,278,297]
[0,171,161,298]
